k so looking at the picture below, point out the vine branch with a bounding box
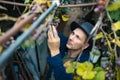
[0,14,17,21]
[0,0,97,8]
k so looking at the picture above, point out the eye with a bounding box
[76,35,81,40]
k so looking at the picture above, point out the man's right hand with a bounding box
[47,25,60,57]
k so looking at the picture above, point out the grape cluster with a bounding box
[94,0,107,13]
[102,61,115,80]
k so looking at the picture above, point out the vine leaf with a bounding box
[47,1,51,7]
[95,32,104,40]
[93,67,105,80]
[107,0,120,11]
[62,15,69,21]
[76,62,95,79]
[93,71,105,80]
[113,21,120,31]
[112,39,120,47]
[65,61,75,73]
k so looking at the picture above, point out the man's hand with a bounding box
[48,25,60,57]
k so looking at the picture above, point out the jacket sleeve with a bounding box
[47,32,73,80]
[47,54,73,80]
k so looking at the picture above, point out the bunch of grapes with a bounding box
[94,0,107,13]
[102,61,115,80]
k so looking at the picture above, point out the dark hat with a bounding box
[70,21,94,37]
[71,21,94,51]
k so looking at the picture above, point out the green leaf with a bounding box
[93,71,105,80]
[109,9,120,21]
[93,67,104,72]
[24,0,30,4]
[66,64,75,73]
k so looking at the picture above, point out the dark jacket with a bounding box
[46,33,90,80]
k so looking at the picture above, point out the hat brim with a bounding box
[70,21,88,37]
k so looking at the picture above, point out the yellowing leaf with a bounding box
[64,61,71,68]
[0,46,3,53]
[107,0,120,11]
[95,32,104,40]
[72,62,82,68]
[82,71,95,79]
[62,15,69,21]
[34,0,47,4]
[76,68,85,76]
[112,39,120,47]
[47,1,51,7]
[113,21,120,31]
[83,62,93,71]
[76,62,94,79]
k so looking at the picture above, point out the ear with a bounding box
[83,43,89,49]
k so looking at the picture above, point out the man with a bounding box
[46,21,94,80]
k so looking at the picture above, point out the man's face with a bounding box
[66,28,88,50]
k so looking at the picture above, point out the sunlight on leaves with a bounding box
[107,0,120,11]
[47,1,51,7]
[62,15,69,21]
[65,61,105,80]
[82,71,95,79]
[112,39,120,47]
[76,62,95,79]
[113,21,120,31]
[95,32,104,40]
